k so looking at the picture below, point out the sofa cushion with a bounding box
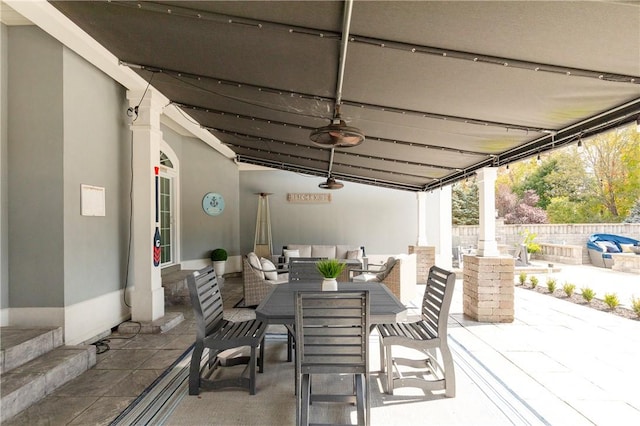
[312,245,337,258]
[260,257,278,280]
[247,252,264,279]
[287,244,312,257]
[596,240,621,253]
[352,273,378,282]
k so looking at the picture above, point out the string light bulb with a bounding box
[536,153,542,165]
[577,137,584,152]
[636,115,640,133]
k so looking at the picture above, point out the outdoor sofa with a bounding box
[586,233,640,268]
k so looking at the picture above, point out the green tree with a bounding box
[452,180,479,225]
[582,128,640,220]
[515,157,557,208]
[625,199,640,223]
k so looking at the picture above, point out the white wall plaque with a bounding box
[287,193,332,203]
[81,184,106,216]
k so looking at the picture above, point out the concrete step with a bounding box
[0,344,96,422]
[0,326,63,374]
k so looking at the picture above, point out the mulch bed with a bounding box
[516,282,640,321]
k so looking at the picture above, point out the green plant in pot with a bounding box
[211,248,228,277]
[316,259,346,291]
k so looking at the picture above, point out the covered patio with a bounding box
[2,1,640,423]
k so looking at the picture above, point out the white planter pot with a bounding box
[321,278,338,291]
[213,261,226,277]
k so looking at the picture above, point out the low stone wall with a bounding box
[535,243,585,265]
[610,253,640,274]
[453,223,640,265]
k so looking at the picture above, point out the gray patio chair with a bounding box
[288,257,325,282]
[187,265,267,395]
[376,265,456,397]
[295,290,371,426]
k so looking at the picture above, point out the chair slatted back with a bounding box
[288,258,324,282]
[421,266,456,339]
[295,291,370,375]
[187,266,225,341]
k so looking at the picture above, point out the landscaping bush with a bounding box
[631,296,640,317]
[603,293,620,310]
[563,282,576,297]
[581,287,596,303]
[530,275,539,289]
[518,272,527,285]
[546,278,556,293]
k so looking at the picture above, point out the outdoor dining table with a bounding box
[255,280,408,327]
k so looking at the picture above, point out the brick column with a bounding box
[408,245,435,283]
[463,255,514,323]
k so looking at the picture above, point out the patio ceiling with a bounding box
[50,1,640,191]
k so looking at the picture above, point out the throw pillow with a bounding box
[247,252,264,279]
[620,243,634,253]
[346,249,361,260]
[377,257,397,281]
[260,257,278,281]
[283,249,300,264]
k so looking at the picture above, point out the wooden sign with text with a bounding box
[287,193,332,203]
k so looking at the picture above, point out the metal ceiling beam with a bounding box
[423,98,640,191]
[128,63,553,134]
[236,155,426,192]
[117,2,640,85]
[227,140,446,180]
[211,130,463,172]
[173,101,491,156]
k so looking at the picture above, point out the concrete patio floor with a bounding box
[4,263,640,425]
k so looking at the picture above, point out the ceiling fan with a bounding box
[310,107,364,148]
[318,148,344,190]
[309,0,364,149]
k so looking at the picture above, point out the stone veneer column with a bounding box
[463,255,514,323]
[408,245,435,283]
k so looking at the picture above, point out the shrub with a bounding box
[603,293,620,310]
[631,296,640,317]
[581,287,595,303]
[546,278,556,293]
[530,276,539,289]
[210,248,228,261]
[563,282,576,297]
[518,272,527,285]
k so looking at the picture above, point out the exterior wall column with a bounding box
[476,167,500,257]
[424,187,453,269]
[411,188,452,282]
[127,90,164,322]
[416,192,428,246]
[463,166,514,323]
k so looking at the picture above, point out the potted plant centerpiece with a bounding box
[210,248,228,277]
[316,258,346,291]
